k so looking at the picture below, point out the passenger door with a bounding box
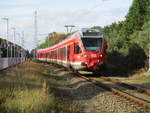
[74,42,82,62]
[67,45,70,61]
[68,43,74,62]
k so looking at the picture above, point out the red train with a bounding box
[36,28,107,71]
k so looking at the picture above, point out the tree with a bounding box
[145,4,150,23]
[123,0,148,36]
[38,32,70,49]
[91,26,103,31]
[103,21,124,51]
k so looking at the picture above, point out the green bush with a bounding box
[124,43,147,70]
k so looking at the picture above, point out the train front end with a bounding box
[78,28,107,71]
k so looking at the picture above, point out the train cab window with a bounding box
[74,43,82,54]
[81,38,102,52]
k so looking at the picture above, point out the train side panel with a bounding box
[0,57,26,70]
[36,29,107,71]
[0,38,27,70]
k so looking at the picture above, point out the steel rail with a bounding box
[77,74,150,108]
[99,77,150,96]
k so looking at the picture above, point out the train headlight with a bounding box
[100,54,103,58]
[82,54,88,58]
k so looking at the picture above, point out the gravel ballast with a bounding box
[45,64,150,113]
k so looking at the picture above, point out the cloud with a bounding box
[0,0,133,50]
[0,0,49,7]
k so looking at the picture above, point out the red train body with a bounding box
[36,28,107,71]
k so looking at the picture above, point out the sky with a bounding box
[0,0,133,50]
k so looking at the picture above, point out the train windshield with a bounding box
[81,37,103,52]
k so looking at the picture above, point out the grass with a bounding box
[130,69,150,81]
[0,61,81,113]
[1,89,54,113]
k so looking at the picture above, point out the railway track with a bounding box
[99,76,150,96]
[41,62,150,109]
[75,72,150,108]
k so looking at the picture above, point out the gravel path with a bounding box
[45,64,150,113]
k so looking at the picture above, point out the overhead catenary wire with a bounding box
[71,0,109,28]
[82,0,109,16]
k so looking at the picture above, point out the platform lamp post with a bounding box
[2,17,9,57]
[16,33,21,58]
[11,27,16,57]
[20,32,23,55]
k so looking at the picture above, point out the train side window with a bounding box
[58,49,60,59]
[62,47,66,60]
[51,51,54,58]
[49,52,51,58]
[0,49,2,58]
[45,53,47,58]
[1,48,7,57]
[67,45,70,59]
[74,43,82,54]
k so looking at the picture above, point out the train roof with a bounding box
[37,33,77,53]
[0,37,26,50]
[77,28,104,38]
[37,28,104,53]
